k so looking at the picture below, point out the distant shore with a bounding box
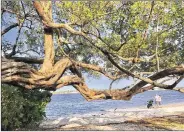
[38,102,184,131]
[52,89,167,95]
[52,91,78,94]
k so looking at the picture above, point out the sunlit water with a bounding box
[46,90,184,119]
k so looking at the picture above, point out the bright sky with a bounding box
[59,75,133,92]
[57,75,184,92]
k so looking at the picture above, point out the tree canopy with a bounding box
[1,1,184,101]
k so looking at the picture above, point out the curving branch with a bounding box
[2,56,183,101]
[1,23,19,36]
[2,1,183,102]
[130,66,184,91]
[1,58,83,89]
[72,73,184,101]
[7,56,120,80]
[73,82,155,101]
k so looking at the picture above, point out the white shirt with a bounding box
[155,95,161,102]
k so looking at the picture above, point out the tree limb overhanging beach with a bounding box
[1,1,184,101]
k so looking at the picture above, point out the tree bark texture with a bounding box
[37,2,55,74]
[1,1,184,101]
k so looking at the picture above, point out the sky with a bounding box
[59,74,133,92]
[2,13,184,92]
[57,75,184,92]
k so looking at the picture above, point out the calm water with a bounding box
[46,90,184,119]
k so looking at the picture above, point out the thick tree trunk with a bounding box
[40,27,54,73]
[39,2,55,74]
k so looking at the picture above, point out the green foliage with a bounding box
[1,84,52,131]
[54,1,184,73]
[2,1,184,77]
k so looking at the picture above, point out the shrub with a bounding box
[1,84,52,130]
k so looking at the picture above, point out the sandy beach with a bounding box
[38,102,184,131]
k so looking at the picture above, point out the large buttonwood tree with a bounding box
[1,1,184,101]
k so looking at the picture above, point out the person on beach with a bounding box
[147,99,153,108]
[155,94,162,107]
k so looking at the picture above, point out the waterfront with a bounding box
[46,90,184,119]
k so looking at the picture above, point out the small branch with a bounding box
[129,67,184,94]
[156,12,160,72]
[56,29,69,57]
[1,23,19,36]
[20,1,26,16]
[173,87,184,93]
[5,18,25,58]
[17,48,41,56]
[1,8,18,15]
[165,75,184,90]
[7,57,44,64]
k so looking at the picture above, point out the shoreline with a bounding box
[51,89,173,95]
[39,102,184,131]
[52,92,79,95]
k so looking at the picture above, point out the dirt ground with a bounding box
[41,114,184,131]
